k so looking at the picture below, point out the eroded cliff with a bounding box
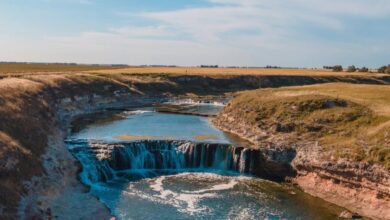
[212,83,390,219]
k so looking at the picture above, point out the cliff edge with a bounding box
[213,83,390,220]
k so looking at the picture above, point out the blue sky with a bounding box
[0,0,389,67]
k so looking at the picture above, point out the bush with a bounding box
[378,65,390,74]
[378,66,386,73]
[347,65,356,72]
[358,67,369,72]
[332,65,343,72]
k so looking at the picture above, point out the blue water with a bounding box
[88,172,343,220]
[70,110,231,143]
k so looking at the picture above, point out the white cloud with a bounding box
[208,0,390,17]
[138,0,390,43]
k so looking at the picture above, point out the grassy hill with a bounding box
[217,83,390,169]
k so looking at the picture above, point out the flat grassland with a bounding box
[89,66,383,76]
[0,63,385,77]
[0,63,124,75]
[271,83,390,116]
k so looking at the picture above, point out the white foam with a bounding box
[124,110,154,115]
[176,192,217,214]
[238,208,252,219]
[149,176,165,192]
[185,179,238,194]
[91,172,274,218]
[143,174,222,215]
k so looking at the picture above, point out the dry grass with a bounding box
[226,83,390,168]
[0,63,123,75]
[270,83,390,116]
[116,134,177,140]
[0,63,386,78]
[88,67,384,76]
[193,135,219,141]
[116,134,156,140]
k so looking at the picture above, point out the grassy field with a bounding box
[223,83,390,169]
[0,63,386,77]
[270,83,390,116]
[0,63,124,75]
[89,66,384,76]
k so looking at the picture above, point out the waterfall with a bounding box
[66,140,296,184]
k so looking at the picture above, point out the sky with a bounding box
[0,0,389,67]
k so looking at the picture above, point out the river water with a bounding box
[66,102,344,219]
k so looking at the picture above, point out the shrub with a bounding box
[347,65,356,72]
[332,65,343,72]
[358,67,369,72]
[378,65,390,74]
[378,66,386,73]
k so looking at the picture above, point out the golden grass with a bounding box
[0,63,123,74]
[116,134,155,140]
[115,134,175,140]
[193,135,219,141]
[270,83,390,116]
[227,83,390,168]
[88,67,384,76]
[0,63,386,79]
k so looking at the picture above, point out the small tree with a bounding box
[347,65,356,72]
[386,65,390,74]
[332,65,343,72]
[378,66,386,73]
[358,67,369,72]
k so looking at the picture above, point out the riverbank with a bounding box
[212,83,390,220]
[0,71,389,218]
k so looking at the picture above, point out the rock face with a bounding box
[213,103,390,220]
[293,145,390,220]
